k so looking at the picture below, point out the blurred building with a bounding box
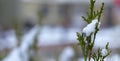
[19,0,112,27]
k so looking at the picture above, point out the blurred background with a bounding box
[1,0,120,61]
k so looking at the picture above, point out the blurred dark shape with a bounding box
[23,21,35,32]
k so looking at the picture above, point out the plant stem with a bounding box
[84,55,87,61]
[88,49,92,61]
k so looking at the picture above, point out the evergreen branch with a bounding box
[77,0,111,61]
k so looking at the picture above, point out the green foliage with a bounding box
[82,0,104,24]
[76,0,111,61]
[92,43,112,61]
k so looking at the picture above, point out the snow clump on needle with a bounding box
[101,49,108,56]
[82,19,100,36]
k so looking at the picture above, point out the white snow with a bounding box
[95,26,120,49]
[2,48,22,61]
[5,30,18,48]
[0,30,17,50]
[82,19,100,36]
[2,25,120,61]
[67,28,80,43]
[38,26,63,46]
[2,26,38,61]
[59,46,75,61]
[20,26,38,52]
[101,49,108,56]
[107,54,120,61]
[38,26,80,46]
[77,58,94,61]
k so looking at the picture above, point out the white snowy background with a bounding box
[0,25,120,61]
